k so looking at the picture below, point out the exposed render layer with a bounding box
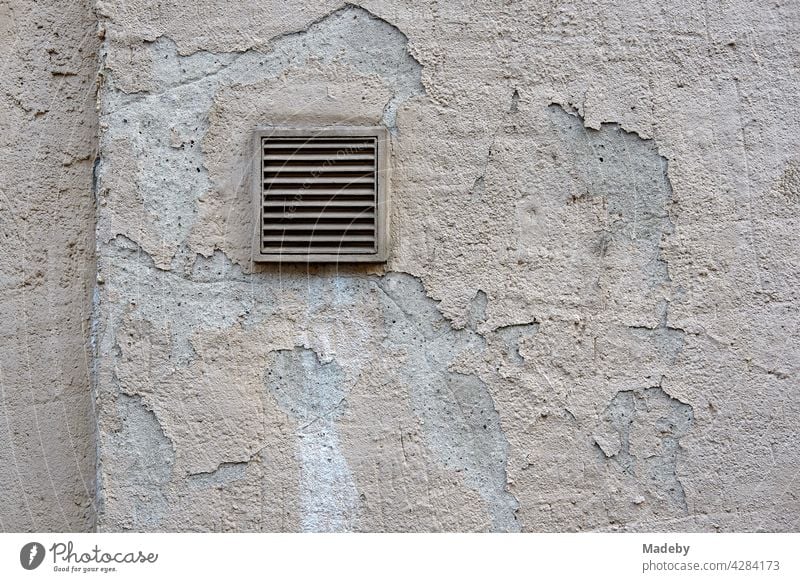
[0,0,98,531]
[87,0,800,532]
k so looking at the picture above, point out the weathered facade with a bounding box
[2,0,799,532]
[0,0,98,531]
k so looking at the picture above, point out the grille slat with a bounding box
[262,211,375,220]
[263,142,375,150]
[263,198,374,205]
[261,246,377,253]
[260,134,379,257]
[263,165,374,173]
[263,188,374,196]
[262,201,374,208]
[263,153,375,161]
[263,176,373,184]
[264,138,375,143]
[264,224,374,232]
[262,235,375,242]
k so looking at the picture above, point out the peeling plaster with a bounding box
[104,395,174,530]
[377,273,523,531]
[96,6,424,268]
[548,103,675,290]
[85,0,800,534]
[265,348,358,532]
[594,385,694,513]
[4,0,800,536]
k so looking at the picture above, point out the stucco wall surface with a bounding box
[92,1,800,531]
[0,0,98,531]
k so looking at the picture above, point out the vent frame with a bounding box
[251,126,390,263]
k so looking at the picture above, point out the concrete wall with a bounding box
[3,0,799,532]
[0,0,98,531]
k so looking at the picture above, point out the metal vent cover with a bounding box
[252,127,389,262]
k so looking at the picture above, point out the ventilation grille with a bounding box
[260,135,379,256]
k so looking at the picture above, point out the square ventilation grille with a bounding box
[253,127,389,263]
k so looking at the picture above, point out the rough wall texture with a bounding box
[0,0,98,531]
[90,0,800,531]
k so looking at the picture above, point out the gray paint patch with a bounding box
[104,235,277,366]
[264,347,358,532]
[594,386,694,511]
[100,231,534,530]
[548,104,675,287]
[107,395,174,529]
[466,289,488,331]
[377,273,519,531]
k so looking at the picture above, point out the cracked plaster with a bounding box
[93,2,800,533]
[2,0,798,533]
